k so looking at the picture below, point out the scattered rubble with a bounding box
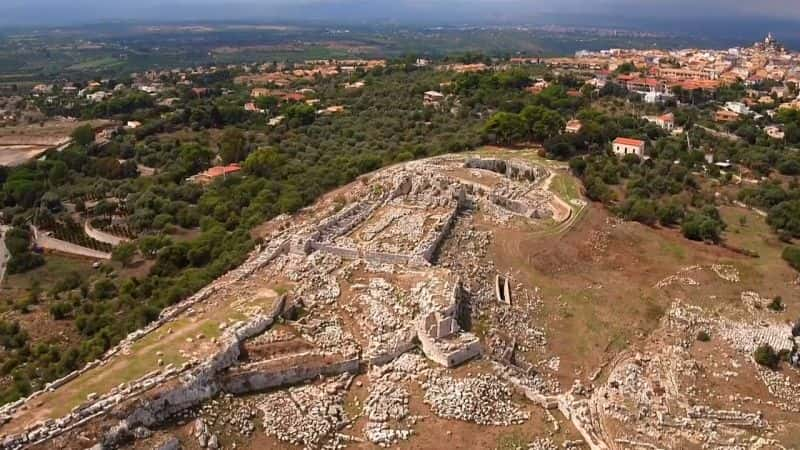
[422,370,529,425]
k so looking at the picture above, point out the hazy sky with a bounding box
[1,0,799,26]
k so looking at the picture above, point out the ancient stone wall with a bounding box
[417,323,482,367]
[362,250,412,266]
[1,284,287,449]
[315,201,378,242]
[221,357,359,395]
[415,202,460,264]
[309,243,360,260]
[464,158,546,183]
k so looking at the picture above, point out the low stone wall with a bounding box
[33,227,111,260]
[415,202,460,264]
[310,243,360,260]
[490,194,533,217]
[222,357,359,395]
[417,322,482,368]
[315,200,378,242]
[362,250,412,266]
[83,220,129,247]
[557,397,609,450]
[311,243,415,267]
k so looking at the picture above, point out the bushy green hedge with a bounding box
[782,246,800,272]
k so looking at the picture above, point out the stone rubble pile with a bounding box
[717,321,794,354]
[193,418,220,449]
[191,393,258,443]
[756,367,800,412]
[740,291,769,309]
[528,437,559,450]
[298,316,361,358]
[364,381,413,447]
[359,278,412,334]
[422,370,529,425]
[711,264,740,282]
[258,375,351,450]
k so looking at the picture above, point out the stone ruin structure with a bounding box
[5,154,797,450]
[0,155,570,450]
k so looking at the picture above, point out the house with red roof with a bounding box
[188,163,242,184]
[612,137,646,158]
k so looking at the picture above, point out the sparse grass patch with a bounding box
[659,240,686,261]
[496,431,528,450]
[550,174,581,202]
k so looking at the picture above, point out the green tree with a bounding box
[782,246,800,272]
[255,95,279,111]
[754,344,779,369]
[767,200,800,238]
[519,105,565,141]
[482,112,526,145]
[243,147,287,178]
[111,242,137,267]
[219,128,249,164]
[681,211,724,243]
[71,124,94,147]
[284,103,316,126]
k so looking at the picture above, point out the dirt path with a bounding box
[0,226,8,285]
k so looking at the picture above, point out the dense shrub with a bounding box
[782,246,800,272]
[754,344,779,369]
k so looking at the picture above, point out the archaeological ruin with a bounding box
[1,153,799,450]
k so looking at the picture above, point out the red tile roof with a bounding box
[203,163,241,179]
[613,137,645,147]
[281,92,306,102]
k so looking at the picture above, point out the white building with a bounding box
[86,91,109,103]
[612,137,646,158]
[725,101,752,116]
[423,91,445,106]
[644,112,675,131]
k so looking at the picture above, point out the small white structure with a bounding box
[564,119,583,134]
[644,112,674,131]
[344,80,365,90]
[86,91,109,103]
[765,125,785,140]
[612,137,646,158]
[423,91,445,106]
[725,101,752,116]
